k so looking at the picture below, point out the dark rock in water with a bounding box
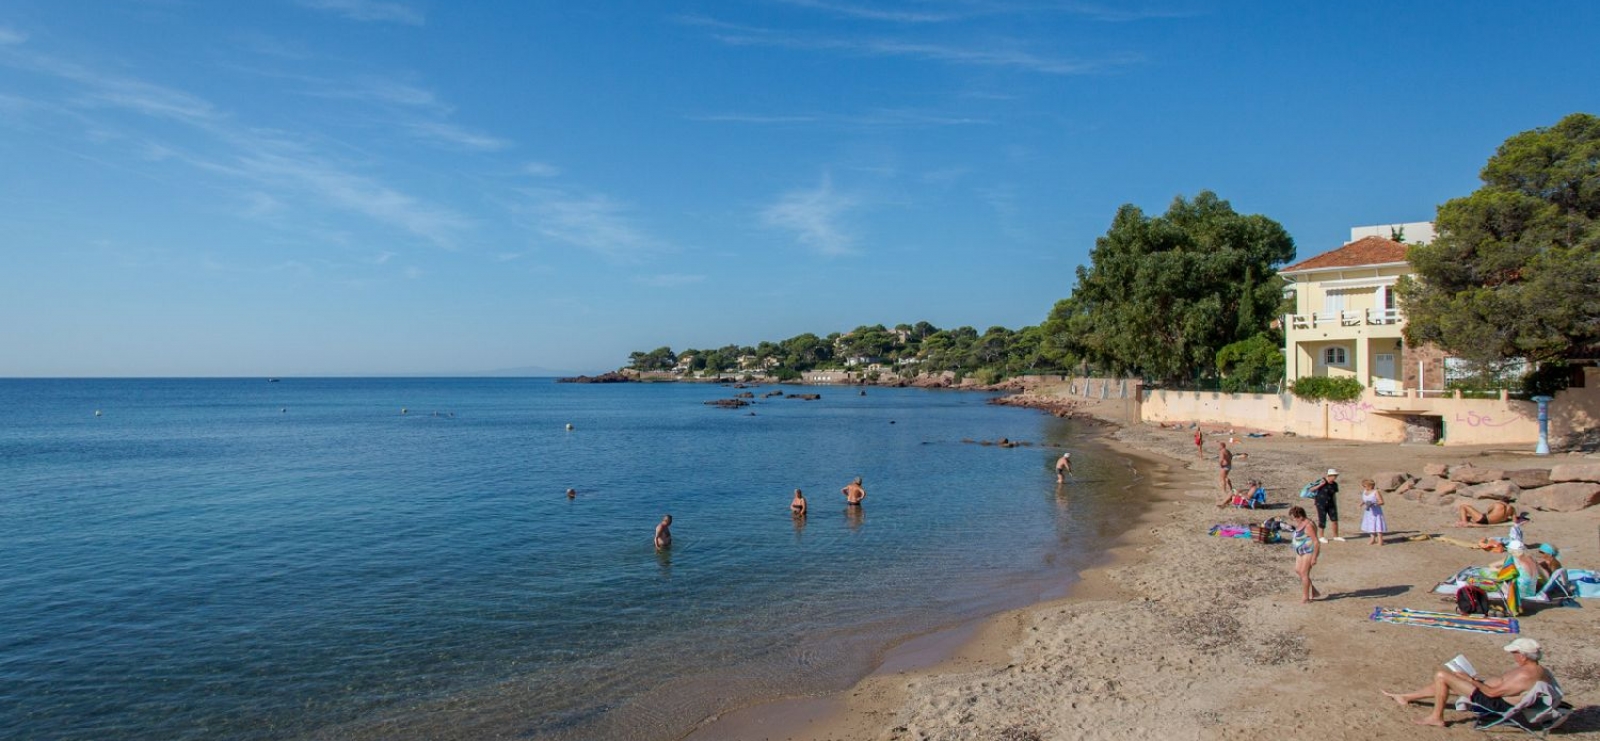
[558,371,634,384]
[785,393,822,401]
[705,398,751,408]
[735,391,755,398]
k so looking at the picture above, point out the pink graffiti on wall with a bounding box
[1454,410,1516,428]
[1330,401,1375,424]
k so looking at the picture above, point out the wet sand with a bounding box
[686,397,1600,740]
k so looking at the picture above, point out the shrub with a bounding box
[1288,376,1364,402]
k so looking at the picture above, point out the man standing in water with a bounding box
[654,515,672,550]
[842,477,866,506]
[1055,452,1073,483]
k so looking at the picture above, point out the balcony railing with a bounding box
[1287,308,1403,330]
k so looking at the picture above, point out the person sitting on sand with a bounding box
[1218,479,1265,509]
[790,488,807,517]
[1382,638,1553,728]
[1287,506,1321,603]
[1055,452,1072,483]
[1456,500,1516,528]
[654,515,673,550]
[842,477,865,506]
[1532,544,1562,581]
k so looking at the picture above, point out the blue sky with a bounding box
[2,1,1596,376]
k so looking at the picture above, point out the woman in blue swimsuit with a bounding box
[1289,505,1322,603]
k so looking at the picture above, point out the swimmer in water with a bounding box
[654,515,672,550]
[841,477,865,506]
[1055,452,1072,483]
[790,488,807,516]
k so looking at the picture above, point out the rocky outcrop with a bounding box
[786,393,822,401]
[1412,475,1443,492]
[1422,463,1449,478]
[1518,482,1600,512]
[704,398,750,408]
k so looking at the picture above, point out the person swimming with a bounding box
[790,488,807,516]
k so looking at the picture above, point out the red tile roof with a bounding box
[1282,235,1410,273]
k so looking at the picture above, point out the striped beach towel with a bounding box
[1369,607,1520,635]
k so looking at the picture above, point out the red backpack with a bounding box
[1456,584,1489,616]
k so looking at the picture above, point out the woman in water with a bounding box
[1288,506,1322,603]
[790,488,807,517]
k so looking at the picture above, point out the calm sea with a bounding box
[0,378,1143,740]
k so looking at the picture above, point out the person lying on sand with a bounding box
[1456,501,1516,527]
[1382,638,1553,727]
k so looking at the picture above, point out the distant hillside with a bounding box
[472,365,594,378]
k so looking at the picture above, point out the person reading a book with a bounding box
[1382,638,1554,727]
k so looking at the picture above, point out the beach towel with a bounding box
[1208,524,1252,539]
[1568,569,1600,598]
[1369,607,1520,635]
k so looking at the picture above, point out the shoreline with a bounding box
[686,397,1600,740]
[683,421,1187,741]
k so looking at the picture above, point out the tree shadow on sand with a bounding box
[1323,584,1411,601]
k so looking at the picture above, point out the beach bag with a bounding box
[1455,584,1489,616]
[1297,478,1322,499]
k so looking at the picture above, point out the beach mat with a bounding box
[1369,607,1519,634]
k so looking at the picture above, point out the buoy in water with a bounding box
[401,408,408,415]
[94,410,102,417]
[565,423,574,430]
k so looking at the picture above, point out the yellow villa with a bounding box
[1280,228,1433,396]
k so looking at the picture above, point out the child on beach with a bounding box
[1359,478,1386,546]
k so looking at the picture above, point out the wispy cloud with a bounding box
[1,46,475,248]
[693,108,990,127]
[522,161,561,177]
[682,17,1139,75]
[232,147,473,247]
[407,121,512,151]
[311,76,451,113]
[519,188,663,262]
[296,0,425,26]
[635,273,706,288]
[772,0,968,23]
[762,175,859,257]
[0,25,27,45]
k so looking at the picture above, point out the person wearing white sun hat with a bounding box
[1382,637,1554,727]
[1308,468,1344,542]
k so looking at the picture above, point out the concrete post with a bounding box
[1533,395,1553,456]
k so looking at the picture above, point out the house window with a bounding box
[1324,347,1348,366]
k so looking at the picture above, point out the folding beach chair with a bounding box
[1529,569,1578,606]
[1468,680,1571,737]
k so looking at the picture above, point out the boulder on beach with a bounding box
[1465,480,1521,502]
[1449,465,1505,485]
[1550,463,1600,483]
[1371,472,1411,491]
[1418,491,1457,507]
[1435,480,1464,496]
[1505,468,1553,489]
[1411,475,1443,492]
[1517,482,1600,512]
[1422,463,1449,478]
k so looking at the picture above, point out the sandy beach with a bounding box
[688,395,1600,740]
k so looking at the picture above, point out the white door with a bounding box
[1373,353,1397,394]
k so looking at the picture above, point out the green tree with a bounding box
[1398,113,1600,376]
[1058,191,1295,385]
[627,346,677,371]
[1215,333,1285,391]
